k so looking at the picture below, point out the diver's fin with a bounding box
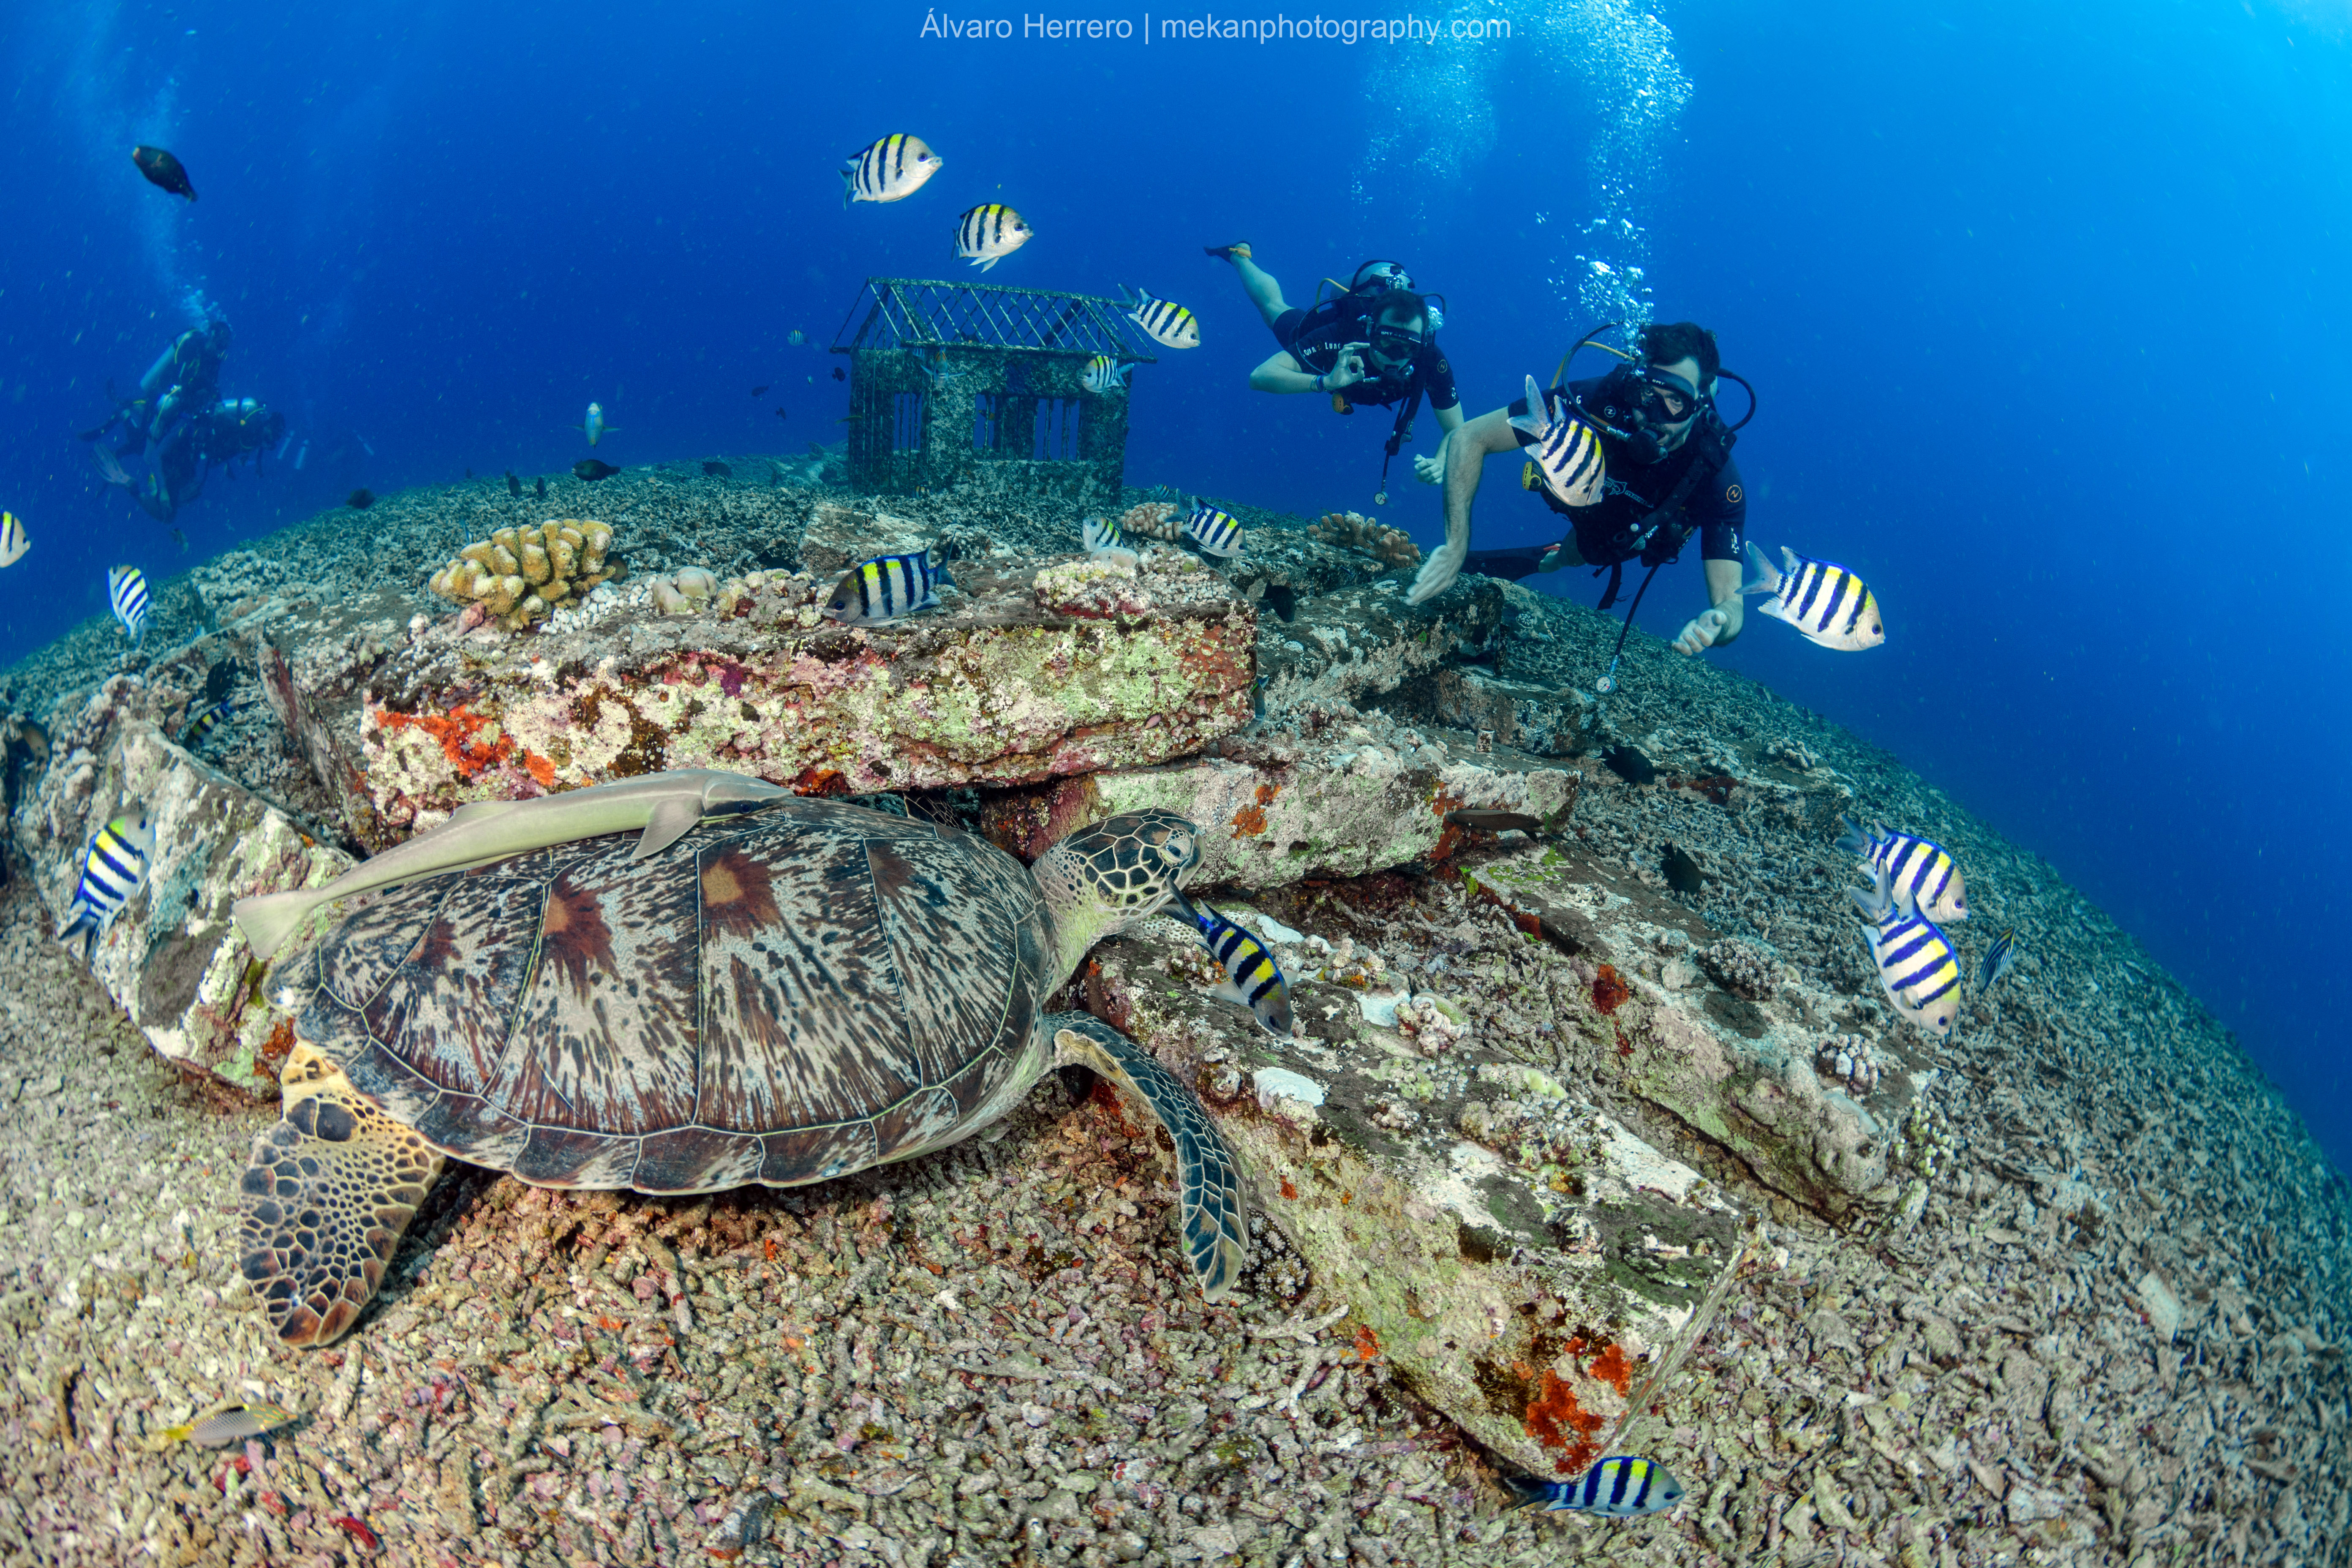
[1739,539,1782,595]
[633,795,705,862]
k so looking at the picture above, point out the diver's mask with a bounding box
[1590,363,1705,463]
[1365,317,1428,379]
[1350,260,1415,295]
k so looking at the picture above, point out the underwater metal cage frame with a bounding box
[828,278,1159,502]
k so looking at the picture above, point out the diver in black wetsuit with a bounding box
[82,318,234,458]
[83,319,284,524]
[1411,321,1750,660]
[1205,246,1465,501]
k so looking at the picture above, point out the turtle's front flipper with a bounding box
[1048,1013,1247,1301]
[235,1045,444,1348]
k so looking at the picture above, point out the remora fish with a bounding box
[1836,817,1968,924]
[1509,375,1606,508]
[841,133,944,206]
[1502,1456,1685,1518]
[1741,542,1885,651]
[954,203,1032,271]
[231,770,798,961]
[1121,286,1201,349]
[1851,863,1964,1039]
[1169,892,1293,1037]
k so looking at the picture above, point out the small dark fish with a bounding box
[132,145,197,201]
[751,384,770,397]
[702,460,732,477]
[1446,810,1543,834]
[775,407,789,420]
[1602,744,1655,785]
[170,527,187,553]
[464,467,473,479]
[1661,842,1705,895]
[832,366,846,381]
[572,459,620,482]
[346,489,375,510]
[504,470,520,497]
[534,476,547,500]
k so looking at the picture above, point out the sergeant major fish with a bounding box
[1851,862,1963,1039]
[1081,355,1135,396]
[1122,286,1201,349]
[1509,375,1606,508]
[841,133,944,207]
[1837,817,1968,924]
[1080,513,1137,566]
[180,697,248,749]
[1180,498,1242,559]
[108,565,150,645]
[824,547,953,626]
[954,203,1031,272]
[1741,542,1885,651]
[1502,1456,1685,1518]
[1170,892,1293,1037]
[58,806,156,959]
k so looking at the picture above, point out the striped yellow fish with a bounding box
[840,133,943,207]
[954,203,1031,271]
[1510,375,1606,507]
[823,547,953,626]
[1122,286,1200,349]
[1851,863,1963,1038]
[1180,499,1243,559]
[1171,893,1291,1036]
[1742,542,1884,651]
[1837,817,1967,923]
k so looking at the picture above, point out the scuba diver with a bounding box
[80,316,234,457]
[1204,245,1462,502]
[93,395,285,524]
[82,316,283,524]
[1407,321,1754,667]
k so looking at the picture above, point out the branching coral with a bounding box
[1699,937,1778,1001]
[1308,511,1421,568]
[430,520,615,631]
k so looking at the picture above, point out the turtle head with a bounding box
[1032,810,1200,982]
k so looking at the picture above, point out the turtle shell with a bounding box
[297,798,1053,1195]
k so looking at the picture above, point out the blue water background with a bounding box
[2,1,2346,1170]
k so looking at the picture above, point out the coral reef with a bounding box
[427,519,616,631]
[1308,510,1422,568]
[1699,935,1779,1000]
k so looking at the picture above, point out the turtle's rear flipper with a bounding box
[1048,1013,1247,1302]
[235,1046,444,1348]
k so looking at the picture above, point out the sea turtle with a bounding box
[232,792,1245,1347]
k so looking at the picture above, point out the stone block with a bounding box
[267,549,1254,849]
[1083,912,1749,1480]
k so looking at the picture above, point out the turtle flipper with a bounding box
[1048,1013,1247,1301]
[235,1045,444,1348]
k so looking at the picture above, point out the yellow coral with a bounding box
[430,518,618,631]
[1121,500,1183,540]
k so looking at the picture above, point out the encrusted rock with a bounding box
[1307,511,1420,568]
[1700,936,1778,1001]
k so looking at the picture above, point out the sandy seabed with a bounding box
[1,464,2346,1568]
